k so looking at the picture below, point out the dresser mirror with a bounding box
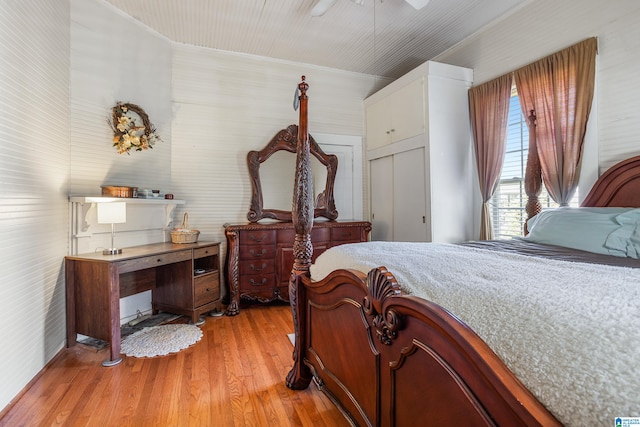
[247,124,338,222]
[259,151,328,215]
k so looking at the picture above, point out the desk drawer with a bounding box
[194,274,220,307]
[194,245,218,259]
[118,250,192,273]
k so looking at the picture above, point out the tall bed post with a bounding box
[286,76,314,389]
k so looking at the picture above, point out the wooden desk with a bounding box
[65,242,221,366]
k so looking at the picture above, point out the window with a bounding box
[491,88,577,239]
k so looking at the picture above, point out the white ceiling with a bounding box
[105,0,528,79]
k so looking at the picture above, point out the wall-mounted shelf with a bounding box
[69,196,185,205]
[69,196,186,255]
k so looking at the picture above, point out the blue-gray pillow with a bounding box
[603,209,640,258]
[525,207,639,257]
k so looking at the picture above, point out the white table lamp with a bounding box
[97,202,127,255]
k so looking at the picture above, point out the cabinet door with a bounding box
[366,78,425,151]
[393,148,428,242]
[370,156,394,241]
[390,78,425,143]
[366,98,392,150]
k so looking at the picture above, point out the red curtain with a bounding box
[469,74,513,240]
[514,38,597,207]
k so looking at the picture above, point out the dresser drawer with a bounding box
[118,250,192,274]
[239,259,275,275]
[239,274,277,292]
[331,227,363,243]
[239,245,277,260]
[194,245,218,259]
[239,230,276,246]
[277,227,330,243]
[194,274,220,307]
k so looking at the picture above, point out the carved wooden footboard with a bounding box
[288,266,560,426]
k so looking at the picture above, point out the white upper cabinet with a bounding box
[365,78,425,150]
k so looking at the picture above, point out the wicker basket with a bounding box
[101,185,138,198]
[170,213,200,244]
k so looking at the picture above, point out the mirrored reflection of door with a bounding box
[261,151,326,213]
[319,144,354,220]
[260,151,295,212]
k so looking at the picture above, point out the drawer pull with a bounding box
[206,288,211,292]
[250,263,267,271]
[249,278,267,286]
[249,234,267,243]
[249,249,267,257]
[157,258,162,263]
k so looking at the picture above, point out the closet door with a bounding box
[393,148,428,242]
[370,156,393,241]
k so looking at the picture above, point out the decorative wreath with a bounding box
[108,102,161,154]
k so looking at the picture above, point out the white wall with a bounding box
[0,0,70,412]
[435,0,640,173]
[170,44,379,249]
[70,0,173,196]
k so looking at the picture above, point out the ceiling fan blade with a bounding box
[311,0,424,16]
[405,0,430,10]
[311,0,338,17]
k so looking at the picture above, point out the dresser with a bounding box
[224,221,371,315]
[65,241,221,366]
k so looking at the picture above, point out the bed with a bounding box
[284,76,640,426]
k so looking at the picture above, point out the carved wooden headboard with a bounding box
[581,155,640,207]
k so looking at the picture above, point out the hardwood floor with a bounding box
[0,304,349,427]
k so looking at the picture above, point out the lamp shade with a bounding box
[97,202,127,224]
[405,0,430,10]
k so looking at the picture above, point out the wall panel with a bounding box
[70,0,173,196]
[170,45,379,256]
[0,0,70,411]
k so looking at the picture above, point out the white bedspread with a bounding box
[310,241,640,426]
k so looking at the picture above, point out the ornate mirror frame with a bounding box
[247,124,338,222]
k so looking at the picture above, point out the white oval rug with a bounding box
[120,324,203,358]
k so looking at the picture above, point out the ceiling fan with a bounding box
[311,0,430,17]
